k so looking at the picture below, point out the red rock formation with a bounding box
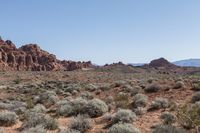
[149,58,177,69]
[0,38,93,71]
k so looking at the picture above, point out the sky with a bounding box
[0,0,200,65]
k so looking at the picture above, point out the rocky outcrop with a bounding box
[0,38,93,71]
[149,58,177,69]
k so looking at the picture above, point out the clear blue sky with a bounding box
[0,0,200,65]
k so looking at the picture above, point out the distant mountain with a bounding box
[173,59,200,67]
[129,63,146,66]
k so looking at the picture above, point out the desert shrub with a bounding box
[43,115,58,130]
[160,112,176,125]
[147,78,154,84]
[22,125,46,133]
[109,123,140,133]
[173,81,185,89]
[64,83,81,93]
[85,84,97,92]
[130,86,143,96]
[22,111,58,130]
[84,98,108,117]
[131,94,148,108]
[133,107,147,116]
[111,109,137,125]
[59,129,80,133]
[149,98,169,111]
[13,75,22,84]
[57,100,73,117]
[102,113,113,122]
[72,98,88,115]
[69,115,93,133]
[192,82,200,91]
[192,92,200,103]
[114,92,130,109]
[36,91,58,106]
[22,111,45,129]
[98,83,111,91]
[105,96,114,105]
[80,92,93,100]
[112,80,127,87]
[145,84,161,93]
[0,102,13,110]
[0,111,18,126]
[31,104,47,113]
[0,101,27,114]
[122,85,133,93]
[153,125,186,133]
[57,98,87,116]
[176,103,200,129]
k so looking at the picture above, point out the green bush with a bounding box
[109,123,140,133]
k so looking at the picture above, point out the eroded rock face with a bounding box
[0,38,93,71]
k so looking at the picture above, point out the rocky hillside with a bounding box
[0,38,93,71]
[149,58,178,69]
